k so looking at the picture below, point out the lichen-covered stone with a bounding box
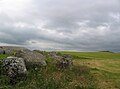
[55,54,73,69]
[0,46,30,55]
[15,50,47,67]
[2,57,27,84]
[48,52,73,69]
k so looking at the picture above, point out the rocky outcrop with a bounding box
[55,54,73,69]
[33,50,46,55]
[0,46,47,67]
[15,50,47,67]
[48,52,73,69]
[0,46,30,55]
[2,56,27,84]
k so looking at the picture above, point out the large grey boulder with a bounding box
[2,57,27,84]
[47,51,62,60]
[48,52,73,69]
[33,50,46,55]
[0,46,30,55]
[55,54,73,69]
[15,50,47,67]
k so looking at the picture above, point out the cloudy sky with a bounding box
[0,0,120,51]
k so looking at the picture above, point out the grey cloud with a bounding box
[0,0,120,51]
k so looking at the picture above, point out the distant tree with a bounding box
[99,51,113,53]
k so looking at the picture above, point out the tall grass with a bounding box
[0,54,98,89]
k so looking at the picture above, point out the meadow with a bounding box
[62,52,120,89]
[0,52,120,89]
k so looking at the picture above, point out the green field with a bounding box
[62,52,120,60]
[0,52,120,89]
[62,52,120,89]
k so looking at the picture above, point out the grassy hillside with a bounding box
[0,52,120,89]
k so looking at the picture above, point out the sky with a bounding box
[0,0,120,51]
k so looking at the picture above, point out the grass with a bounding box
[61,52,120,60]
[0,52,120,89]
[0,62,97,89]
[0,54,9,60]
[0,54,97,89]
[61,52,120,89]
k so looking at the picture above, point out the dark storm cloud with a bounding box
[0,0,120,51]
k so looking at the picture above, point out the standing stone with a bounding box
[2,57,27,84]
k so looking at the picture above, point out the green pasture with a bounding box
[0,52,120,89]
